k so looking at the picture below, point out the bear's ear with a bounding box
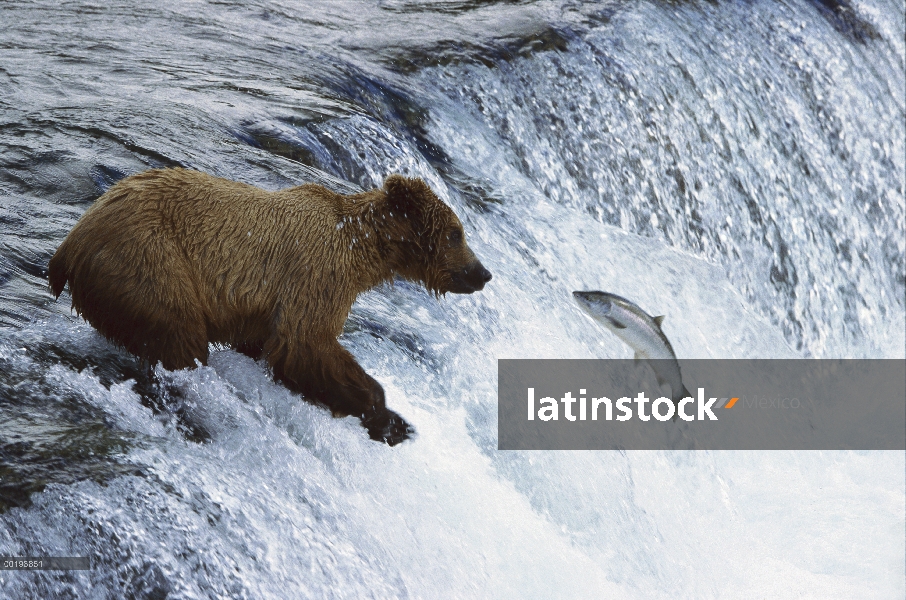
[383,174,409,201]
[383,174,429,216]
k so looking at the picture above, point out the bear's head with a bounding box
[382,175,491,295]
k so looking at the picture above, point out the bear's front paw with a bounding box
[361,407,414,446]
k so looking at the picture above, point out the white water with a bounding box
[1,0,903,597]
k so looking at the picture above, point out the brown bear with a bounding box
[48,168,491,445]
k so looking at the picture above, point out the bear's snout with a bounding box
[449,260,492,294]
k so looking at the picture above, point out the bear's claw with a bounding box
[361,407,414,446]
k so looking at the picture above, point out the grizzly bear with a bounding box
[48,168,491,445]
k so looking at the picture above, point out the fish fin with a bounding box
[653,315,665,326]
[606,317,626,329]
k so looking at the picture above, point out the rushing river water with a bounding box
[1,0,904,598]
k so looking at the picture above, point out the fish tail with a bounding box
[671,385,693,422]
[671,384,693,404]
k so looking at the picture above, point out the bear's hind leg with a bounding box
[148,312,209,371]
[236,340,264,361]
[66,242,209,371]
[126,259,210,371]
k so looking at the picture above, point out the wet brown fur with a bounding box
[48,168,486,421]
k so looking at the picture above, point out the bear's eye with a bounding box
[448,229,463,245]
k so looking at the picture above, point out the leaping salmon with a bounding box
[572,290,691,404]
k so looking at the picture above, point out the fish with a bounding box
[572,290,691,404]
